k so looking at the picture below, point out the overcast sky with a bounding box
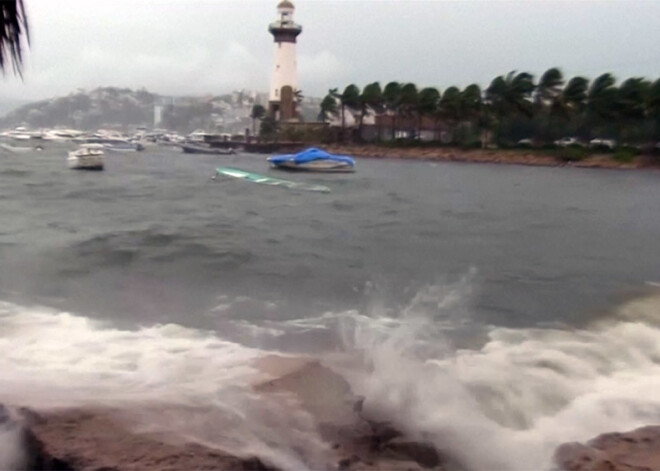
[3,0,660,101]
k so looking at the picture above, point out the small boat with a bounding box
[68,144,104,171]
[214,167,330,192]
[181,143,236,155]
[267,147,355,172]
[0,143,44,153]
[103,141,144,152]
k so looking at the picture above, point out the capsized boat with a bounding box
[214,167,330,193]
[267,147,355,172]
[68,144,104,171]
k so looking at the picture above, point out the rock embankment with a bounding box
[555,426,660,471]
[1,358,449,471]
[321,144,656,170]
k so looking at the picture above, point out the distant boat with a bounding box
[68,144,104,171]
[267,147,355,172]
[181,143,236,155]
[80,137,143,152]
[0,143,44,153]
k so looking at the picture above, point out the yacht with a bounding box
[68,144,105,170]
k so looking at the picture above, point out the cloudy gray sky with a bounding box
[3,0,660,101]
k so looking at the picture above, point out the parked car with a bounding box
[589,138,616,150]
[554,137,585,147]
[516,138,534,147]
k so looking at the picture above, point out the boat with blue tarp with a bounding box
[267,147,355,172]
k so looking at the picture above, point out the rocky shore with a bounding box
[0,360,448,471]
[3,359,659,471]
[320,144,660,170]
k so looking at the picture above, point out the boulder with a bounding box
[555,425,660,471]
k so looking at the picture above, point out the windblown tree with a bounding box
[438,86,462,143]
[322,69,659,149]
[533,68,564,142]
[331,84,360,139]
[461,84,483,145]
[486,71,536,144]
[382,81,401,140]
[416,87,440,140]
[586,73,618,139]
[250,104,266,136]
[535,68,564,107]
[398,83,418,139]
[617,77,649,143]
[318,93,338,123]
[1,0,29,75]
[648,79,660,141]
[356,82,383,140]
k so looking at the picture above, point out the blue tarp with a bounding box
[268,147,355,166]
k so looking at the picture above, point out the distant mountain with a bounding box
[0,87,158,131]
[0,98,29,117]
[0,87,321,133]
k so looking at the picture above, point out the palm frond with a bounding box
[1,0,29,76]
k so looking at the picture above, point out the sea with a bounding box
[1,144,660,470]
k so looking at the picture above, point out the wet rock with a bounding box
[555,425,660,471]
[0,404,75,470]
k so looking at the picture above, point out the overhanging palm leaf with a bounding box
[1,0,29,76]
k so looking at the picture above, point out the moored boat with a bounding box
[267,147,355,172]
[67,144,105,171]
[181,143,236,155]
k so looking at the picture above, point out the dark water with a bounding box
[2,146,659,331]
[2,144,660,470]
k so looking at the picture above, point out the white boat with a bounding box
[67,144,105,171]
[267,148,356,173]
[0,143,44,153]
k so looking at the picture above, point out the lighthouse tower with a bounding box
[268,0,302,121]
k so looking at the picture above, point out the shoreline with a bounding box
[317,144,660,170]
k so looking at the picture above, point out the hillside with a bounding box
[0,87,321,133]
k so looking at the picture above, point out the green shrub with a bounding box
[557,146,588,162]
[612,148,636,163]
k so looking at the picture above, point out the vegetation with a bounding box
[0,0,28,75]
[320,69,660,154]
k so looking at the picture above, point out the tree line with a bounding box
[318,68,660,150]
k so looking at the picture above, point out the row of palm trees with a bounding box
[319,68,660,148]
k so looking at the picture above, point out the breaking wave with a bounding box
[1,278,660,470]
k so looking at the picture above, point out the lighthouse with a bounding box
[268,0,302,121]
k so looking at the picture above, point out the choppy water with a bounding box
[1,144,660,470]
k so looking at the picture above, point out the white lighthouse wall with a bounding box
[270,42,297,102]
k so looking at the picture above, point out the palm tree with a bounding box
[461,84,482,145]
[0,0,29,75]
[535,68,564,107]
[382,82,401,140]
[398,83,418,139]
[587,73,618,132]
[438,86,462,143]
[250,104,266,136]
[534,68,564,143]
[648,79,660,142]
[416,87,440,140]
[549,76,588,142]
[318,93,338,123]
[617,77,650,143]
[332,84,360,140]
[486,71,535,144]
[357,82,383,141]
